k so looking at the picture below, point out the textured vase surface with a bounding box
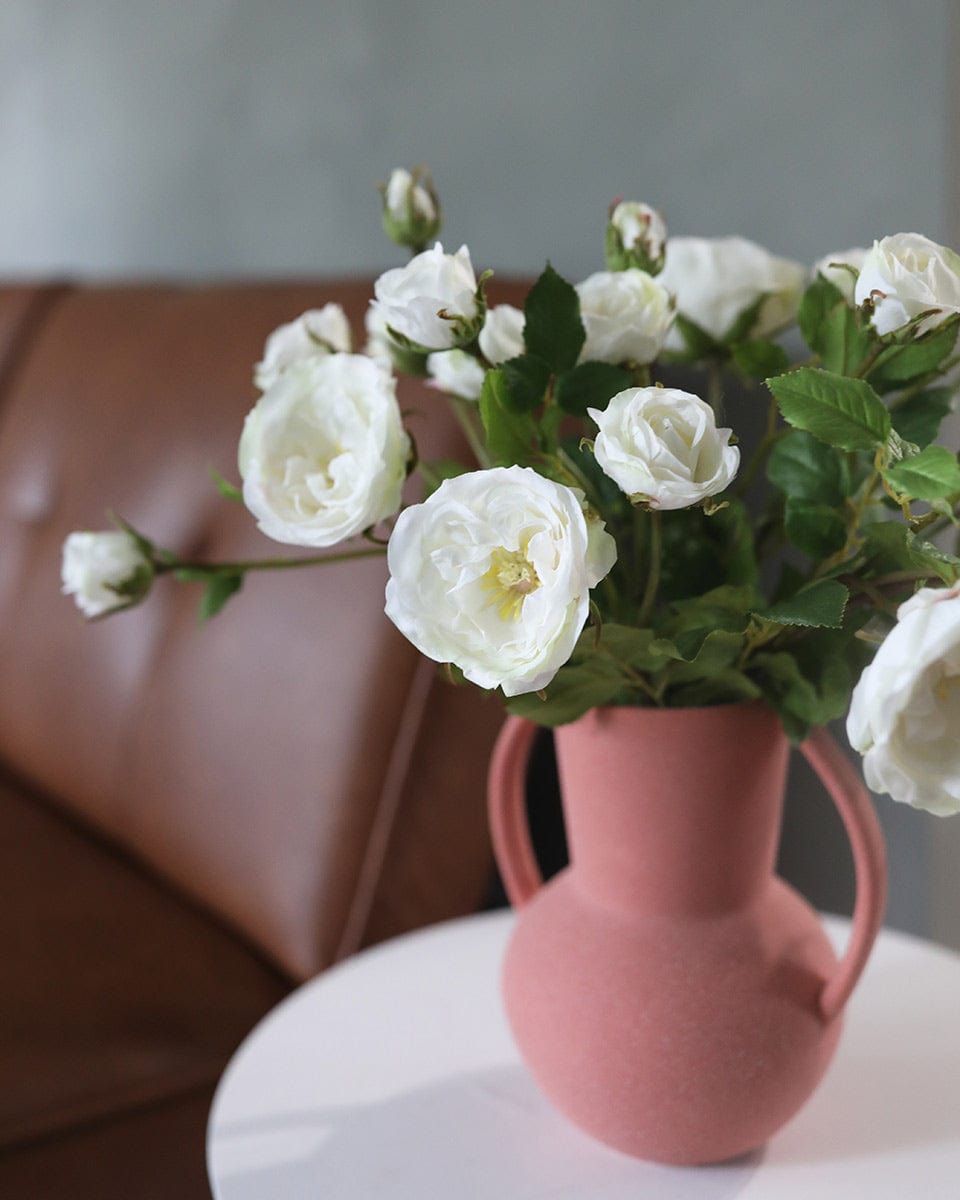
[488,701,886,1165]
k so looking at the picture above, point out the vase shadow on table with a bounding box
[214,1065,762,1200]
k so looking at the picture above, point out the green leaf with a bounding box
[859,521,960,585]
[199,573,243,623]
[731,339,790,380]
[799,276,878,375]
[209,467,243,503]
[799,274,845,350]
[671,313,720,360]
[503,657,628,727]
[767,367,890,452]
[522,264,585,372]
[590,624,680,671]
[555,361,632,417]
[766,430,851,504]
[722,294,768,344]
[759,578,849,629]
[500,354,552,413]
[783,497,847,558]
[884,445,960,501]
[667,629,744,682]
[867,315,960,392]
[667,669,762,708]
[478,369,537,466]
[891,388,954,449]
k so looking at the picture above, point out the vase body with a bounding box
[488,701,886,1165]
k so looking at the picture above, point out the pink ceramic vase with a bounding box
[488,701,887,1165]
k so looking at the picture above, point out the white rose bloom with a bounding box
[854,232,960,337]
[847,585,960,816]
[659,236,806,348]
[254,305,352,391]
[576,269,674,365]
[426,349,486,402]
[478,304,525,365]
[384,167,437,225]
[61,530,151,618]
[813,247,868,303]
[384,466,617,696]
[364,304,393,367]
[588,386,739,510]
[372,242,478,351]
[239,353,409,547]
[610,201,668,266]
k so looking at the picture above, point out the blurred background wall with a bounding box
[1,0,958,945]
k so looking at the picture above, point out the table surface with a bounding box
[208,910,960,1199]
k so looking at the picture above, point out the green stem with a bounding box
[636,509,662,626]
[706,359,723,415]
[157,545,387,576]
[448,395,492,467]
[733,397,782,498]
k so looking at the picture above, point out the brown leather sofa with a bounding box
[0,280,511,1198]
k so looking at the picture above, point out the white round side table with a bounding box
[207,911,960,1199]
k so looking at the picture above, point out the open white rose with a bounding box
[812,247,867,303]
[847,585,960,816]
[659,236,806,348]
[239,353,409,547]
[478,304,525,365]
[576,269,674,365]
[426,349,486,401]
[254,305,352,392]
[372,242,479,351]
[384,466,617,696]
[588,386,739,510]
[61,530,152,618]
[854,232,960,337]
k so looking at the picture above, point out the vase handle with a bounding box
[487,716,543,908]
[800,726,887,1023]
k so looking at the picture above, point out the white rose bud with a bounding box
[607,201,668,274]
[576,269,674,366]
[659,236,806,349]
[588,386,739,510]
[478,304,525,365]
[426,349,486,402]
[254,305,352,392]
[812,247,868,303]
[847,585,960,816]
[239,353,410,547]
[854,232,960,337]
[372,242,480,351]
[381,167,441,251]
[384,465,617,696]
[61,530,153,618]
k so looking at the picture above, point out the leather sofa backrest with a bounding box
[0,280,512,980]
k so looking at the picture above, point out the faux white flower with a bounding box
[478,304,525,365]
[254,305,352,392]
[847,585,960,816]
[61,530,152,618]
[576,269,674,365]
[813,247,868,303]
[384,168,437,226]
[239,353,409,547]
[659,236,806,348]
[372,242,479,351]
[363,304,393,367]
[588,386,739,510]
[608,201,668,272]
[854,232,960,337]
[384,466,617,696]
[426,349,486,401]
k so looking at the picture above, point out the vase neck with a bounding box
[554,704,789,915]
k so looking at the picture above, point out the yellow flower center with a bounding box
[482,546,541,621]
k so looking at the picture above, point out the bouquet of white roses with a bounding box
[63,168,960,817]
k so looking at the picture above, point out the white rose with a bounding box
[588,386,739,510]
[854,232,960,337]
[363,304,393,367]
[813,247,868,303]
[239,353,409,547]
[61,530,152,618]
[478,304,525,365]
[847,585,960,816]
[384,465,617,696]
[659,236,806,348]
[254,305,352,391]
[576,269,674,365]
[609,201,668,271]
[426,349,486,402]
[384,167,437,225]
[372,242,479,351]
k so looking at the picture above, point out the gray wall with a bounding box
[2,0,956,945]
